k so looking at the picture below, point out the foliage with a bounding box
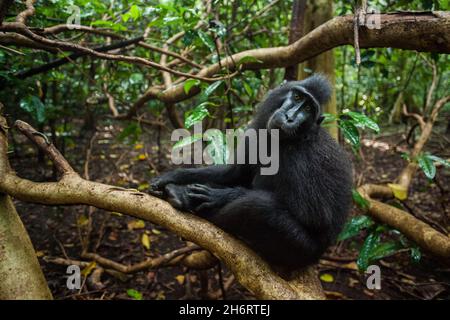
[416,153,450,179]
[338,216,422,271]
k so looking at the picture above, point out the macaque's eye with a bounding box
[293,93,301,101]
[305,105,311,111]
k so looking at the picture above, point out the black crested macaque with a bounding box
[150,74,353,272]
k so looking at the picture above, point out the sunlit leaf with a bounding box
[425,154,450,169]
[204,130,229,165]
[357,231,381,271]
[77,214,89,227]
[141,233,151,250]
[319,273,334,283]
[338,215,374,241]
[197,30,215,52]
[387,183,408,200]
[175,275,185,285]
[339,120,360,148]
[81,261,97,277]
[151,229,161,235]
[346,111,380,133]
[204,80,224,97]
[184,79,201,94]
[19,95,46,123]
[127,219,146,230]
[368,241,402,261]
[184,102,215,128]
[352,189,370,211]
[127,289,143,300]
[417,154,436,179]
[173,133,203,149]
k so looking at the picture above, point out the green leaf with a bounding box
[184,102,214,128]
[117,122,142,144]
[352,189,370,211]
[322,112,338,124]
[243,81,253,97]
[236,55,263,66]
[182,29,197,46]
[417,154,436,179]
[197,30,215,52]
[346,111,380,133]
[204,130,228,165]
[184,79,201,94]
[410,246,422,263]
[426,154,450,169]
[339,120,360,148]
[338,215,374,241]
[129,73,143,84]
[368,241,402,261]
[129,5,142,20]
[438,0,450,10]
[126,289,143,300]
[204,80,224,97]
[357,231,381,271]
[19,95,46,124]
[173,133,202,149]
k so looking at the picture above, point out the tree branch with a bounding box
[357,184,450,258]
[126,11,450,115]
[0,22,231,82]
[0,116,324,300]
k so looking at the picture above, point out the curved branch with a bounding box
[357,184,450,258]
[129,11,450,111]
[0,22,230,82]
[0,117,324,300]
[16,0,36,24]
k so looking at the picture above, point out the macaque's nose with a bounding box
[285,114,295,123]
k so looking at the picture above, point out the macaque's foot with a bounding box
[186,184,231,212]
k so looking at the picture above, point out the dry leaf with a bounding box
[77,214,89,226]
[81,261,97,277]
[127,219,146,230]
[141,233,151,250]
[388,183,408,200]
[36,250,45,258]
[320,273,334,283]
[175,275,185,285]
[151,229,161,235]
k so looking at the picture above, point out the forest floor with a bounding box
[9,121,450,300]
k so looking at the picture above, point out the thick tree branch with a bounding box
[16,0,35,24]
[357,184,450,258]
[0,117,324,300]
[15,36,144,79]
[125,11,450,115]
[0,22,230,82]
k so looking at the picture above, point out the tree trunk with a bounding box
[299,0,338,139]
[0,194,53,299]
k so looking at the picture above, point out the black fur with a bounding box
[151,74,353,272]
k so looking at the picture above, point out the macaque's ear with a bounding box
[317,115,325,125]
